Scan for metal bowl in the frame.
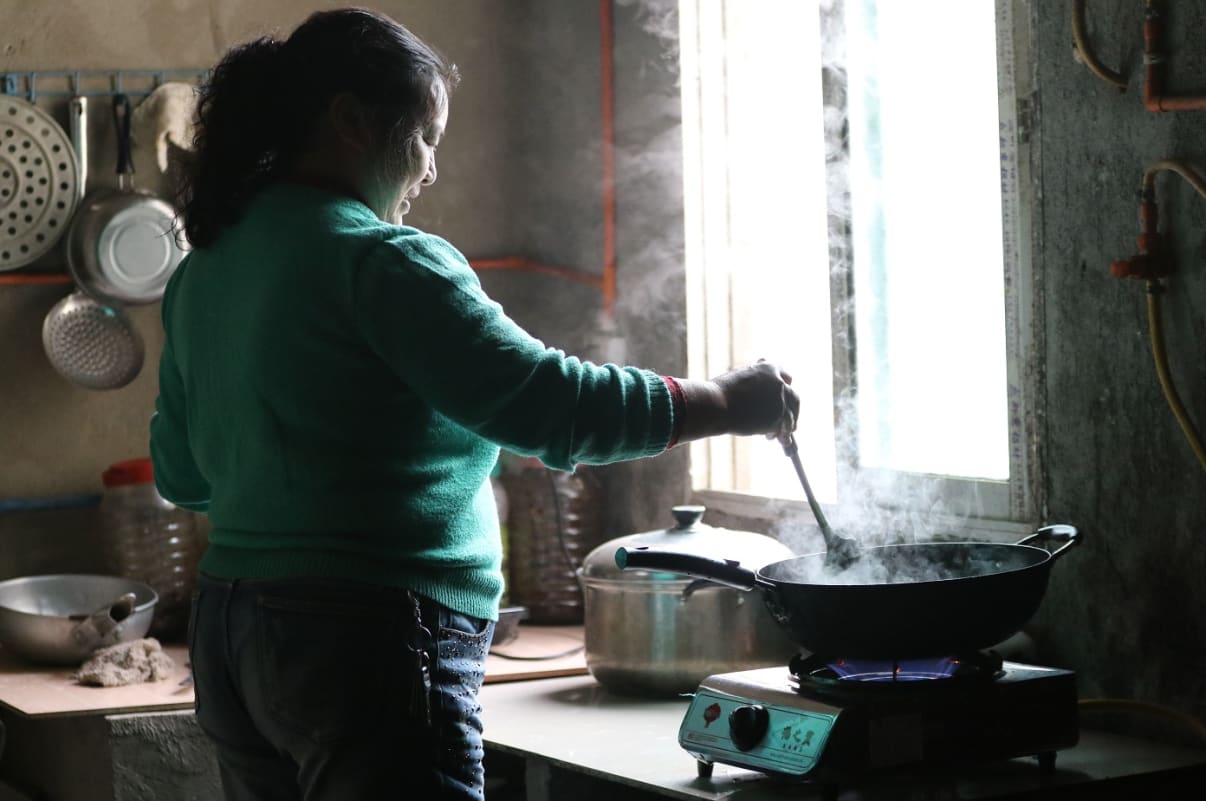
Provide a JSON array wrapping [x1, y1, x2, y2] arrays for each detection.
[[0, 574, 157, 665], [491, 606, 529, 649]]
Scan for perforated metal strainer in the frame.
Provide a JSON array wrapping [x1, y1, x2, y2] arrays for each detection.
[[0, 95, 81, 270], [42, 292, 144, 390]]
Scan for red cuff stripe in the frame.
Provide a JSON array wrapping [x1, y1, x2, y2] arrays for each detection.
[[662, 375, 686, 449]]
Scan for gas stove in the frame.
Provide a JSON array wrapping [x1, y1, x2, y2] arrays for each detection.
[[679, 651, 1078, 786]]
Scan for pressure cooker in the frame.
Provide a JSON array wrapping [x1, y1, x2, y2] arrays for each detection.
[[577, 506, 799, 697]]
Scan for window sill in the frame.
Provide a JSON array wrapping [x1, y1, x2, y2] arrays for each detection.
[[690, 488, 1039, 545]]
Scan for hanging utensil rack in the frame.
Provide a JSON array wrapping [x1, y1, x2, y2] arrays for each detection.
[[0, 70, 206, 285], [1, 70, 208, 102]]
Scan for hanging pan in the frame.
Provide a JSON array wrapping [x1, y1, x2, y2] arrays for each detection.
[[65, 93, 186, 305], [0, 94, 81, 271], [41, 95, 144, 391]]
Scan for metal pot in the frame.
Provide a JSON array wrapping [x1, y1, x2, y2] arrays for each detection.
[[577, 506, 799, 697], [0, 574, 157, 665]]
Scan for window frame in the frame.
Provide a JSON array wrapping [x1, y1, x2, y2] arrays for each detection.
[[681, 0, 1043, 542]]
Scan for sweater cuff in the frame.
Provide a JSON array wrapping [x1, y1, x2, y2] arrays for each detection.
[[661, 376, 687, 449]]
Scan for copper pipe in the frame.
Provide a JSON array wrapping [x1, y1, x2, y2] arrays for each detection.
[[1143, 158, 1206, 197], [1111, 159, 1206, 280], [1146, 282, 1206, 473], [1144, 0, 1206, 112], [1110, 159, 1206, 475], [1071, 0, 1127, 91]]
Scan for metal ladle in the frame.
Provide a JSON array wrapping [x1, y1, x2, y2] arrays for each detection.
[[779, 433, 861, 569]]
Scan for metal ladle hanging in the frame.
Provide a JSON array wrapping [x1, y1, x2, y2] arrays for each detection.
[[779, 433, 861, 570]]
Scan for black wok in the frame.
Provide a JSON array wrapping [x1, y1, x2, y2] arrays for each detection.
[[615, 525, 1078, 659]]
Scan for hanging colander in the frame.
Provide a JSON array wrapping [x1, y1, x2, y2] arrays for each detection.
[[42, 291, 144, 390], [0, 94, 81, 271]]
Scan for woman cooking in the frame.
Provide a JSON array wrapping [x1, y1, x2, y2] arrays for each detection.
[[150, 8, 799, 801]]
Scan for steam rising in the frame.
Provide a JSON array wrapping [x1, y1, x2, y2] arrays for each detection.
[[613, 0, 1000, 588], [616, 0, 680, 63], [767, 541, 1024, 587]]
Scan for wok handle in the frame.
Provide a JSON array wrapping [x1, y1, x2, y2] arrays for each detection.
[[1016, 524, 1080, 561], [615, 547, 762, 592], [69, 95, 87, 200]]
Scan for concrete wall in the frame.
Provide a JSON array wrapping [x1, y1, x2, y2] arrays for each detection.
[[1026, 1, 1206, 720]]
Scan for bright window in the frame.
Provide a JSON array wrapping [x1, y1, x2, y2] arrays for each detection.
[[680, 0, 1033, 538]]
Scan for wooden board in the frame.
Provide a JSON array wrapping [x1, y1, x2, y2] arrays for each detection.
[[0, 624, 588, 719], [485, 624, 589, 683], [0, 643, 194, 719]]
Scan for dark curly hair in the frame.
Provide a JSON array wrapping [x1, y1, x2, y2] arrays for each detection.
[[177, 8, 459, 248]]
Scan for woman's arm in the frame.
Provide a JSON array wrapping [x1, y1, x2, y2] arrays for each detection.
[[671, 362, 798, 445]]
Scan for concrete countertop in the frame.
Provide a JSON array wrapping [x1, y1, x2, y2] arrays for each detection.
[[479, 674, 1206, 800]]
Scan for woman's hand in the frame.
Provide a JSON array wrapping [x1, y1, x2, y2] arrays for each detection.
[[673, 361, 800, 444]]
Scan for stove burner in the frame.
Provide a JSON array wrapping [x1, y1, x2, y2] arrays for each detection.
[[790, 650, 1004, 692], [682, 658, 1079, 785], [828, 656, 962, 682]]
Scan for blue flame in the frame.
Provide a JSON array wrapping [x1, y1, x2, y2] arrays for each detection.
[[827, 656, 961, 682]]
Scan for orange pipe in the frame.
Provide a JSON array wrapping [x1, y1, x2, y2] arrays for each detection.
[[470, 257, 604, 288], [9, 12, 624, 310], [467, 0, 619, 312], [1143, 1, 1206, 112], [0, 273, 72, 285], [1111, 159, 1206, 280]]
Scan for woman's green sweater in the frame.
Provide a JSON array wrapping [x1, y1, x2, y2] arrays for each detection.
[[150, 183, 674, 620]]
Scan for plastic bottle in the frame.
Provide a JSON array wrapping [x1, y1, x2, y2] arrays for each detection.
[[97, 458, 201, 640]]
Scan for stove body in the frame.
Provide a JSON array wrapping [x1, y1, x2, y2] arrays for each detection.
[[678, 656, 1079, 784]]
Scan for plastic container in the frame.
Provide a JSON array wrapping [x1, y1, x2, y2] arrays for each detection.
[[97, 458, 201, 639]]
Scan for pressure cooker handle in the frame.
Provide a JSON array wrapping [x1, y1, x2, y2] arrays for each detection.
[[615, 546, 761, 592], [1016, 524, 1080, 561]]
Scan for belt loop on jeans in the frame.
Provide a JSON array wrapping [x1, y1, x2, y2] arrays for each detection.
[[405, 590, 434, 725]]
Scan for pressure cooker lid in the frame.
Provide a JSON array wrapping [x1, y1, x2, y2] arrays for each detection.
[[579, 505, 793, 582]]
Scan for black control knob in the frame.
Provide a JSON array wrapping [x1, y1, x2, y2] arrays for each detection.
[[728, 704, 770, 752]]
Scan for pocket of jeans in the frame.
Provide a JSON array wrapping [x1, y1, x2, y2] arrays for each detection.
[[256, 594, 408, 742], [436, 611, 494, 693]]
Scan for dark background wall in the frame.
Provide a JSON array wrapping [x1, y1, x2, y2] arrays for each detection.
[[1, 0, 1204, 725], [1026, 0, 1206, 720]]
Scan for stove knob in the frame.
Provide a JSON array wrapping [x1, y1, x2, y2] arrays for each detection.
[[728, 704, 769, 752]]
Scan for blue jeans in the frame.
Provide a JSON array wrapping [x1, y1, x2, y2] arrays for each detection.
[[188, 574, 494, 800]]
